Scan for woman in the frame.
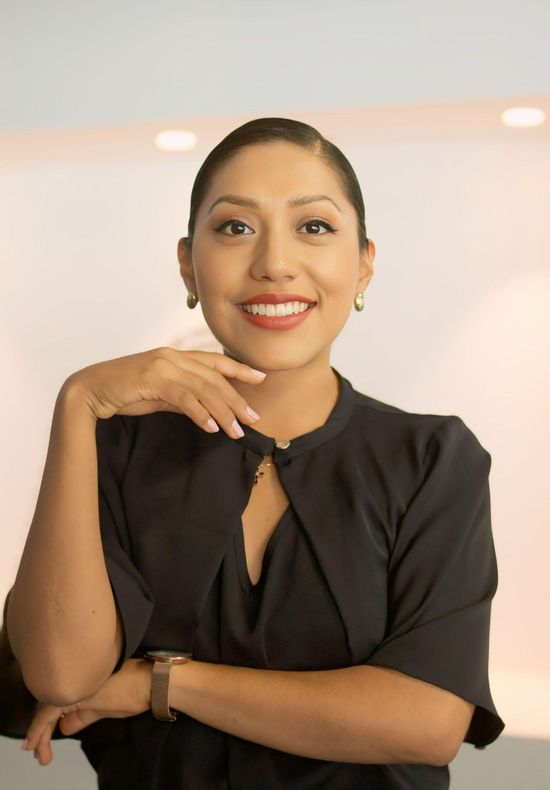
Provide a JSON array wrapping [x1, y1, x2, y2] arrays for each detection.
[[1, 117, 505, 788]]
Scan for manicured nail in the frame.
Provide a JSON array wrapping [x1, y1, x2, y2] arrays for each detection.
[[206, 417, 219, 432], [246, 406, 260, 421], [249, 368, 266, 378], [232, 420, 245, 437]]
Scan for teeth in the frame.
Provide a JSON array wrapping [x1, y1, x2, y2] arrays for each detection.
[[241, 301, 311, 316]]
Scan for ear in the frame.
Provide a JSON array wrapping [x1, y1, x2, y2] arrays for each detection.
[[177, 237, 197, 293], [356, 238, 375, 294]]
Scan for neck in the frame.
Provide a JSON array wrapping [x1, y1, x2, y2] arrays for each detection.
[[224, 350, 340, 442]]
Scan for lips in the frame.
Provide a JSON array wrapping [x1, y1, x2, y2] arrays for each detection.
[[238, 292, 316, 305]]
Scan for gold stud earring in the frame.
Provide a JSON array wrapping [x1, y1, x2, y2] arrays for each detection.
[[187, 292, 199, 309], [354, 293, 364, 311]]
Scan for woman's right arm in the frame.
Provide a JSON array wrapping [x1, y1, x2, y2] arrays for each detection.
[[6, 384, 123, 707], [6, 348, 266, 708]]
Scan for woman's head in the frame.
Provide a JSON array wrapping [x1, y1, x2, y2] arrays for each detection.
[[184, 117, 369, 255], [178, 117, 375, 373]]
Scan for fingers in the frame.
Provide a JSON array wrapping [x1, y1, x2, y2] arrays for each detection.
[[34, 724, 55, 765], [179, 350, 267, 384], [23, 704, 62, 766], [24, 704, 60, 751], [151, 351, 266, 439]]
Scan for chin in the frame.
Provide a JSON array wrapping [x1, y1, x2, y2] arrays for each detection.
[[223, 343, 321, 373]]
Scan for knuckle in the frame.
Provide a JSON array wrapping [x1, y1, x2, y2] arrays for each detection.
[[197, 380, 217, 400], [177, 389, 194, 408], [235, 393, 249, 412], [148, 355, 169, 376]]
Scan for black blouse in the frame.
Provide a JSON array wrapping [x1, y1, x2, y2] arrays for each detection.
[[0, 366, 505, 789]]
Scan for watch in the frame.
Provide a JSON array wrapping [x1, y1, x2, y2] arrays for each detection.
[[144, 649, 193, 721]]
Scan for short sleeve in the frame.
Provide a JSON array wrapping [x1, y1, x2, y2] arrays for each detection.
[[365, 415, 505, 748], [0, 588, 38, 738], [96, 415, 154, 671]]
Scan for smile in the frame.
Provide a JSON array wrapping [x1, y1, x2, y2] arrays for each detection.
[[240, 301, 312, 316], [236, 302, 316, 331]]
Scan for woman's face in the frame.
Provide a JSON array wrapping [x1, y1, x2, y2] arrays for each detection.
[[178, 141, 374, 372]]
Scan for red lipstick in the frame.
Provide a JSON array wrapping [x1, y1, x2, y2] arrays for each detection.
[[236, 292, 317, 331]]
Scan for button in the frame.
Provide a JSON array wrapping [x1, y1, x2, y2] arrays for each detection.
[[275, 439, 291, 449]]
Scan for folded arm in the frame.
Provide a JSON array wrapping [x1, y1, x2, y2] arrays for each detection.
[[169, 659, 474, 767]]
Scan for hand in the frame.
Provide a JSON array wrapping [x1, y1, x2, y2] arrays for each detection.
[[60, 347, 266, 438], [22, 658, 152, 766]]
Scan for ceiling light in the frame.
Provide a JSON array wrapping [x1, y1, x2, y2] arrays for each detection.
[[500, 107, 546, 128], [154, 129, 197, 152]]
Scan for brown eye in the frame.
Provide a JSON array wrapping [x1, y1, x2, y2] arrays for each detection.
[[299, 220, 336, 235], [214, 220, 253, 236]]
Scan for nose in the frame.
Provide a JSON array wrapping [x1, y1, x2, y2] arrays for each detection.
[[248, 224, 298, 282]]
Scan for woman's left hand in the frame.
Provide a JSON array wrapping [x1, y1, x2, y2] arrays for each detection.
[[22, 658, 152, 765]]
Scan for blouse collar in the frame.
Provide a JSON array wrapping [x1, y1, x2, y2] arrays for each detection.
[[234, 366, 356, 461]]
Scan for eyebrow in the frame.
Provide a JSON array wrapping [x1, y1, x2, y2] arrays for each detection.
[[207, 193, 342, 214]]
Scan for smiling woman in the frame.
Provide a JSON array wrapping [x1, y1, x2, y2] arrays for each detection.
[[1, 117, 504, 790]]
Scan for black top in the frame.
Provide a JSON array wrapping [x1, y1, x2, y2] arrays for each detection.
[[0, 366, 505, 789]]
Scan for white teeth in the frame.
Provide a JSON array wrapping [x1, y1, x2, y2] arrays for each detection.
[[241, 301, 311, 316]]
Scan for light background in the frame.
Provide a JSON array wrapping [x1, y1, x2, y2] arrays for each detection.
[[1, 0, 549, 786]]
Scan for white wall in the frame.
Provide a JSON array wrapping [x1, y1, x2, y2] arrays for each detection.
[[1, 117, 549, 742], [2, 0, 550, 131]]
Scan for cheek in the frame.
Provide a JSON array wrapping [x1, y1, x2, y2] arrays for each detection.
[[316, 261, 357, 302]]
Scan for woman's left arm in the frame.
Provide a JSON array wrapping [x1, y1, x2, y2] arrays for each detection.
[[169, 659, 473, 767], [24, 658, 473, 767]]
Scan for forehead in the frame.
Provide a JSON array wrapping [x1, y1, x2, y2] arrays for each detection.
[[203, 141, 346, 205]]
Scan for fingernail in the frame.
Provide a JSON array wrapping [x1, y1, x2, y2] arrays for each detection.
[[22, 738, 29, 750], [206, 417, 219, 432], [232, 420, 245, 438], [246, 406, 260, 421], [249, 368, 266, 378]]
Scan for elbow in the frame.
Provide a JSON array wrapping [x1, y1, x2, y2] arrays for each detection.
[[429, 732, 462, 768], [25, 679, 90, 708], [24, 672, 108, 708], [20, 659, 115, 708]]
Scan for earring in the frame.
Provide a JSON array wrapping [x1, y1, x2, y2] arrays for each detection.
[[354, 293, 364, 311], [187, 292, 199, 309]]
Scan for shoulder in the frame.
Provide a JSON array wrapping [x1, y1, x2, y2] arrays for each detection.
[[348, 384, 491, 473]]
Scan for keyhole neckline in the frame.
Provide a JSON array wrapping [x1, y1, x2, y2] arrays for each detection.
[[232, 367, 355, 461], [234, 503, 293, 594]]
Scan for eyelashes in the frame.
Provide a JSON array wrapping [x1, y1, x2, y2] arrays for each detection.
[[213, 218, 338, 237]]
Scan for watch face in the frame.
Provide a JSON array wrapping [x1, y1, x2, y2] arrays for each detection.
[[145, 649, 192, 662]]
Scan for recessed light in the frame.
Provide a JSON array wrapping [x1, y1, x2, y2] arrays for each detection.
[[501, 107, 546, 128], [154, 129, 197, 152]]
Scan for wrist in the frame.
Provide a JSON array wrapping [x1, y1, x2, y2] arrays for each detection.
[[138, 659, 154, 711], [168, 659, 199, 714], [144, 650, 193, 720], [56, 378, 98, 424]]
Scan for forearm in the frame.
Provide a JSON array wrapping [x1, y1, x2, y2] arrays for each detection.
[[169, 661, 448, 766], [7, 383, 120, 705]]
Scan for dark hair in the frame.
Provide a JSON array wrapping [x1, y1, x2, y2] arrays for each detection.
[[185, 117, 368, 253]]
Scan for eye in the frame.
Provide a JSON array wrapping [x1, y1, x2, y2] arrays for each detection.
[[298, 219, 337, 235], [214, 219, 254, 236]]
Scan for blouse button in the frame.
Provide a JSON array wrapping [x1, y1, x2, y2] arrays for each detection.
[[275, 439, 291, 449]]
